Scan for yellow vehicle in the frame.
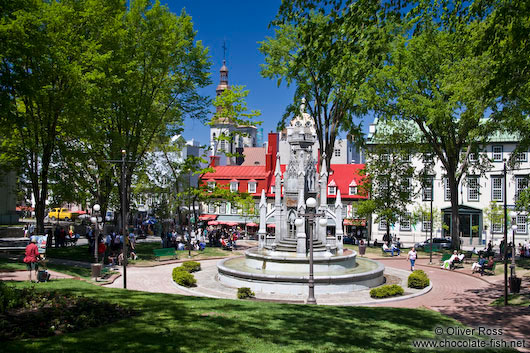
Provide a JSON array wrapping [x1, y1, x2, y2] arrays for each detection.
[[48, 208, 79, 222]]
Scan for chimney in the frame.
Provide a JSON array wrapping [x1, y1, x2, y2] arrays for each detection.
[[209, 155, 220, 167], [265, 132, 279, 172]]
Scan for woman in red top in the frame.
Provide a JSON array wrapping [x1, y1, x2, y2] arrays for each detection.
[[24, 236, 40, 282]]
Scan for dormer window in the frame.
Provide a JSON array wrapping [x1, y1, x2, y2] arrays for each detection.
[[271, 185, 275, 193], [207, 181, 215, 192], [248, 181, 257, 193], [230, 181, 239, 192], [349, 180, 357, 195], [328, 180, 337, 195]]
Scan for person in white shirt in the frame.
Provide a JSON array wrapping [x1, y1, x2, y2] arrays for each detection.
[[407, 248, 417, 271]]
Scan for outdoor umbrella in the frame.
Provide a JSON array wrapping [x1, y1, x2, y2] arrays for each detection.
[[246, 222, 258, 227]]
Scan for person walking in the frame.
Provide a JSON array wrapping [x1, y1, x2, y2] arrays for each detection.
[[407, 247, 417, 271], [24, 236, 40, 282]]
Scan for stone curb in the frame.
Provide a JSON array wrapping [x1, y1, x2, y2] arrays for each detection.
[[335, 282, 433, 307]]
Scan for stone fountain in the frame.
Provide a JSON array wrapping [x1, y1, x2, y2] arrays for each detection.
[[217, 108, 384, 295]]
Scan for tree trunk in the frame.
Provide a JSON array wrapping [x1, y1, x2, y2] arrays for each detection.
[[448, 176, 461, 250]]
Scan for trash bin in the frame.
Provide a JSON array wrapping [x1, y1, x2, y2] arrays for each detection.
[[358, 244, 366, 256], [509, 276, 522, 293], [91, 263, 102, 279]]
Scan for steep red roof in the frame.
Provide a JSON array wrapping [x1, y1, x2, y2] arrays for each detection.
[[240, 147, 266, 166], [327, 164, 367, 200], [203, 165, 269, 179]]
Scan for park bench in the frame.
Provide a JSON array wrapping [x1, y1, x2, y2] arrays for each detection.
[[440, 253, 464, 270], [480, 262, 496, 276], [422, 245, 442, 253], [381, 248, 399, 256], [153, 248, 177, 261]]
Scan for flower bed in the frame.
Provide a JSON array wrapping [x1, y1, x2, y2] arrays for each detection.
[[0, 282, 135, 341]]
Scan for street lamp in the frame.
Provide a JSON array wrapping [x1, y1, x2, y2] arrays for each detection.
[[299, 197, 327, 305], [509, 210, 517, 279], [91, 203, 101, 281]]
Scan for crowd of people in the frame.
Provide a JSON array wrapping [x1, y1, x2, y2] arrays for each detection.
[[160, 225, 240, 251]]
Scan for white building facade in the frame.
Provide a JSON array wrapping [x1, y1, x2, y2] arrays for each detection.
[[367, 119, 529, 248]]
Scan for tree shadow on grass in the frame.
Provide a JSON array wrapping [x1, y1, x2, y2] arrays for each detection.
[[2, 281, 510, 353]]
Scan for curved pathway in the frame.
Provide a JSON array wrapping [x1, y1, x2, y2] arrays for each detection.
[[106, 255, 530, 345]]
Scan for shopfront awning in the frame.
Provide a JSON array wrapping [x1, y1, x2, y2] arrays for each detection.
[[199, 214, 218, 221]]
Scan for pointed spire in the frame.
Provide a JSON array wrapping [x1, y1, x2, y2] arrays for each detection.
[[275, 152, 281, 176], [259, 189, 266, 207], [335, 189, 342, 207]]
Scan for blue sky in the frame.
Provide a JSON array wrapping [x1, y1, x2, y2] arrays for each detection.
[[165, 0, 293, 145]]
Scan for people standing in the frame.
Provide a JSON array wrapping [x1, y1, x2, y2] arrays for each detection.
[[407, 247, 417, 271], [24, 236, 40, 282]]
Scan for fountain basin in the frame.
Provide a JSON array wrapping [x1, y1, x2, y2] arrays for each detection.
[[217, 249, 385, 295]]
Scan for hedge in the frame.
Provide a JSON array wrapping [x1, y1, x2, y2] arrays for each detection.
[[180, 261, 201, 273], [408, 269, 430, 289], [237, 287, 255, 299], [172, 267, 197, 287], [369, 284, 404, 299]]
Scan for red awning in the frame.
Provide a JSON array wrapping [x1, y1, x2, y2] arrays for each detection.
[[266, 224, 276, 228], [77, 210, 87, 215], [246, 222, 258, 227], [225, 222, 239, 227], [207, 220, 219, 225], [200, 214, 218, 221], [343, 219, 366, 226]]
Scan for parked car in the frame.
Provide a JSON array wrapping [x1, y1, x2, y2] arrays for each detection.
[[48, 208, 79, 221], [414, 238, 452, 250]]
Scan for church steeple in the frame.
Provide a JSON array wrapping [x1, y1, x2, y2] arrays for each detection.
[[216, 60, 229, 97]]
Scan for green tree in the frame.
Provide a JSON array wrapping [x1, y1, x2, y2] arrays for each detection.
[[0, 0, 119, 233], [210, 85, 262, 161], [259, 0, 392, 172], [411, 204, 441, 242], [60, 0, 211, 229], [356, 121, 417, 243], [366, 2, 497, 249]]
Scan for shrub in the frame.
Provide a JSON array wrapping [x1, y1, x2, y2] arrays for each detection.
[[369, 284, 404, 299], [180, 261, 201, 273], [237, 287, 255, 299], [0, 282, 18, 314], [408, 269, 430, 289], [172, 267, 196, 287]]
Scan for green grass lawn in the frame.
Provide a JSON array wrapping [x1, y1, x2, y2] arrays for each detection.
[[489, 258, 530, 277], [491, 293, 530, 306], [2, 279, 508, 353], [44, 243, 237, 264], [0, 258, 93, 279]]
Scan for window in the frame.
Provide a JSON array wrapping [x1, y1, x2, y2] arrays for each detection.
[[207, 181, 215, 190], [400, 177, 412, 200], [219, 202, 226, 214], [516, 151, 527, 162], [349, 186, 357, 195], [380, 154, 389, 162], [492, 176, 503, 201], [469, 152, 478, 162], [230, 181, 239, 192], [220, 140, 226, 152], [423, 152, 434, 163], [444, 178, 451, 201], [422, 177, 433, 201], [334, 149, 341, 157], [422, 215, 432, 232], [271, 185, 275, 193], [208, 204, 215, 213], [401, 153, 411, 162], [400, 212, 411, 231], [328, 186, 337, 195], [248, 182, 257, 193], [379, 217, 387, 231], [492, 145, 503, 162], [492, 223, 503, 233], [467, 177, 480, 201], [515, 176, 528, 201], [231, 203, 238, 214], [516, 215, 527, 234]]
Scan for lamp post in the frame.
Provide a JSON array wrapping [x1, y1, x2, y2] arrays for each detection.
[[509, 210, 517, 278], [503, 162, 508, 305], [90, 204, 101, 281], [429, 184, 434, 265], [298, 197, 327, 305]]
